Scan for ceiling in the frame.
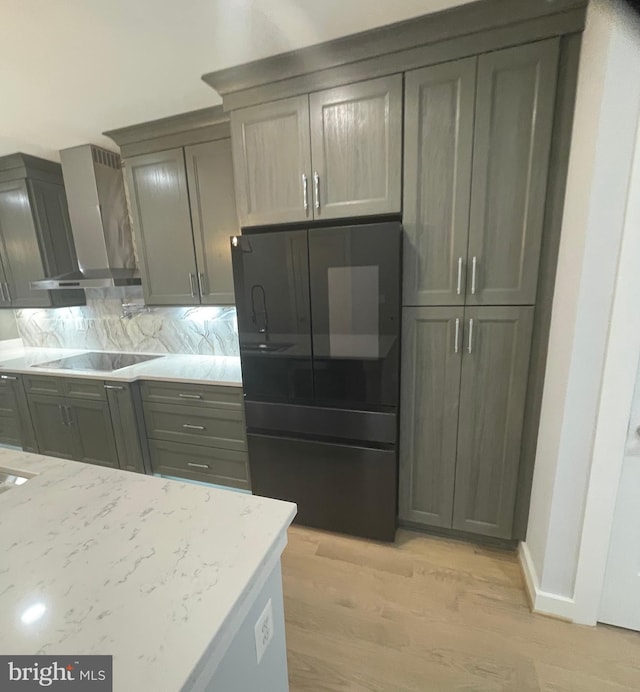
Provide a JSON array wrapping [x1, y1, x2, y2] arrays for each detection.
[[0, 0, 475, 161]]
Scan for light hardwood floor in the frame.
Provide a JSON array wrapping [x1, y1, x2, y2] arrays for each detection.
[[281, 526, 640, 691]]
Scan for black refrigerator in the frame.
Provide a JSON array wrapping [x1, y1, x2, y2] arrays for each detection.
[[231, 222, 402, 541]]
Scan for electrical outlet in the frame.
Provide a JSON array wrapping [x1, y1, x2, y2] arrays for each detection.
[[254, 598, 273, 664]]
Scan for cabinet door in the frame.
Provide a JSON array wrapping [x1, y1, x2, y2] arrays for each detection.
[[453, 306, 534, 538], [230, 96, 312, 227], [68, 398, 119, 468], [0, 180, 51, 308], [309, 75, 402, 219], [466, 39, 559, 306], [124, 148, 199, 306], [403, 59, 476, 306], [0, 258, 10, 308], [399, 307, 463, 528], [185, 139, 238, 305], [105, 383, 146, 473], [27, 394, 75, 459], [0, 375, 38, 451]]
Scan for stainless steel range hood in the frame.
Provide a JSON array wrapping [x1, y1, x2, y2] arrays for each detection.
[[30, 145, 140, 290]]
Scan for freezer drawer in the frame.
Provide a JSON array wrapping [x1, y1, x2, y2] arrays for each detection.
[[247, 433, 397, 541]]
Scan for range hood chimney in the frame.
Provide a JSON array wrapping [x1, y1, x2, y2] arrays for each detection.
[[31, 144, 141, 290]]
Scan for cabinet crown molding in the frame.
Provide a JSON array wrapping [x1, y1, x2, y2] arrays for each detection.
[[0, 153, 63, 184], [104, 105, 231, 157], [201, 0, 587, 110]]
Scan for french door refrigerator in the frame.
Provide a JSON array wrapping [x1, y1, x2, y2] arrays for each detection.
[[231, 222, 402, 541]]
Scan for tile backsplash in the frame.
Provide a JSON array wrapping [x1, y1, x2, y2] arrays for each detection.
[[15, 289, 239, 356]]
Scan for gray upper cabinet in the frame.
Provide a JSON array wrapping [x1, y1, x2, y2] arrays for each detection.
[[453, 306, 534, 538], [124, 148, 199, 306], [230, 95, 312, 227], [399, 307, 463, 528], [0, 180, 49, 308], [402, 59, 476, 306], [466, 39, 559, 306], [0, 154, 83, 309], [185, 139, 238, 305], [309, 75, 403, 219], [230, 76, 403, 226]]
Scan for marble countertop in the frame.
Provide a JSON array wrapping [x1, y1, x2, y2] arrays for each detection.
[[0, 448, 296, 691], [0, 342, 242, 387]]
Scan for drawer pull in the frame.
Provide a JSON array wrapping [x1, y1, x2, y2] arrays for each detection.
[[179, 393, 202, 400], [0, 375, 17, 381], [182, 424, 205, 431], [104, 384, 124, 390], [187, 462, 210, 469]]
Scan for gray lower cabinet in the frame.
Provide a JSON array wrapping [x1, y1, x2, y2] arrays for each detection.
[[105, 383, 146, 474], [399, 306, 534, 539], [398, 307, 463, 528], [27, 394, 76, 460], [452, 306, 534, 538], [68, 398, 119, 468], [231, 95, 312, 227], [125, 142, 239, 307], [0, 374, 38, 451], [25, 376, 140, 471], [309, 74, 403, 219], [141, 381, 250, 489]]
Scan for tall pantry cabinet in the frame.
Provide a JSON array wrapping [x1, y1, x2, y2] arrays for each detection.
[[399, 39, 559, 539]]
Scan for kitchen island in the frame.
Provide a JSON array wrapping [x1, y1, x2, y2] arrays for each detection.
[[0, 448, 296, 691]]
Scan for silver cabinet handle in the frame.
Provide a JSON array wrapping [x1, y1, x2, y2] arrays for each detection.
[[0, 283, 6, 302], [467, 318, 474, 354], [0, 375, 17, 381], [4, 283, 10, 302], [187, 462, 209, 469], [471, 257, 477, 295], [179, 393, 202, 400], [302, 173, 309, 212], [313, 172, 320, 211], [198, 272, 208, 297], [183, 424, 205, 431], [454, 318, 460, 354], [104, 384, 124, 390], [189, 273, 197, 298], [66, 406, 73, 426], [456, 257, 463, 296], [59, 405, 68, 427]]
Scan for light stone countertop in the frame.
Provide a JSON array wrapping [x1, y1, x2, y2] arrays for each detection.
[[0, 341, 242, 387], [0, 448, 296, 691]]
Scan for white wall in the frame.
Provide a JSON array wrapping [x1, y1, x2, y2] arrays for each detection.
[[523, 0, 640, 618], [0, 0, 475, 159]]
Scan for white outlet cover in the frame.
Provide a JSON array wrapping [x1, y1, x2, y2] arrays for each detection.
[[254, 598, 273, 664]]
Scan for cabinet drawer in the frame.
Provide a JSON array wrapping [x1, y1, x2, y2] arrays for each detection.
[[64, 378, 106, 401], [0, 413, 20, 446], [140, 381, 243, 410], [23, 375, 65, 396], [148, 439, 250, 489], [143, 402, 246, 451]]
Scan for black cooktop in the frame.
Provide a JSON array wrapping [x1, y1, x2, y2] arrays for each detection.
[[33, 352, 161, 372]]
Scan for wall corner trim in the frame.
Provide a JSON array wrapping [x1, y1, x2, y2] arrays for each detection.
[[518, 542, 577, 622]]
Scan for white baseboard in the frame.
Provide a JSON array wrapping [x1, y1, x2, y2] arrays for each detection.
[[519, 542, 576, 621]]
